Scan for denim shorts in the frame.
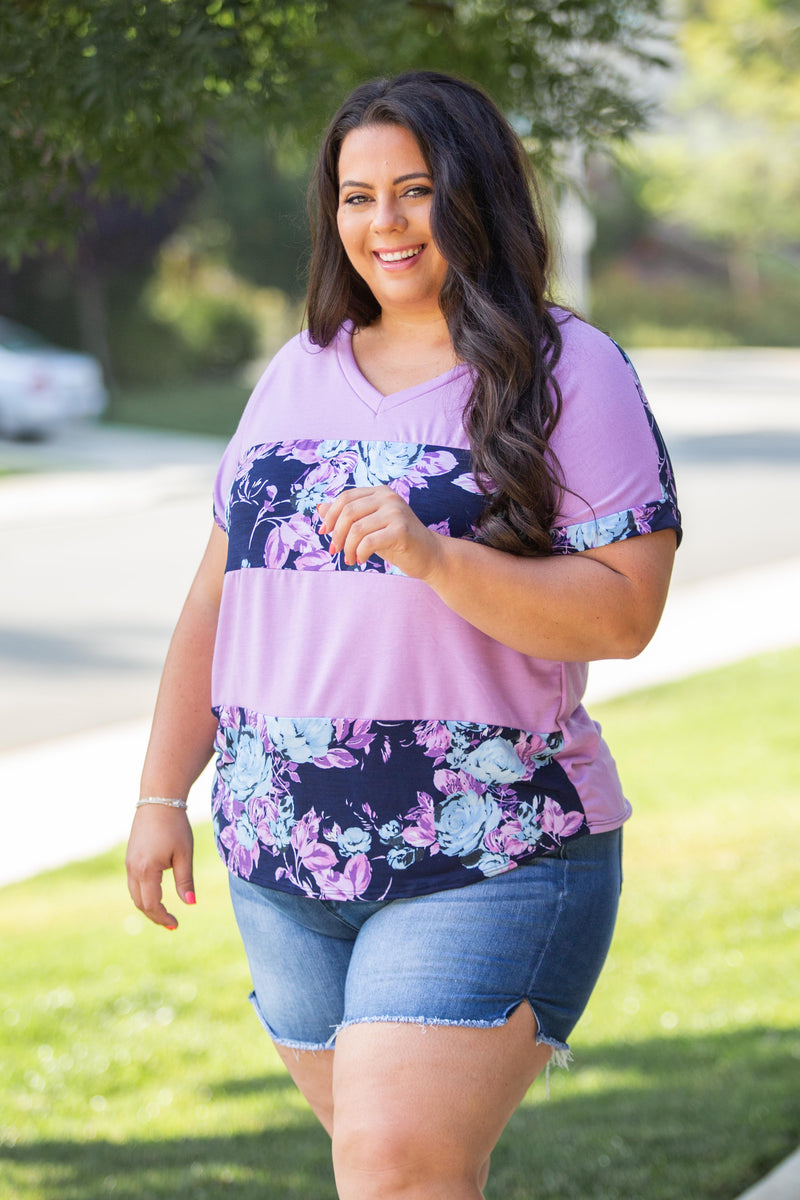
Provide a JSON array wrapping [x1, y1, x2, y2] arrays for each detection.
[[228, 827, 622, 1062]]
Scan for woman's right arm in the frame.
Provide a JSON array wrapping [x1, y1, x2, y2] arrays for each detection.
[[125, 522, 228, 930]]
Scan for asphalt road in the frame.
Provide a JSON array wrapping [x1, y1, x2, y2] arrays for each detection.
[[1, 348, 799, 754]]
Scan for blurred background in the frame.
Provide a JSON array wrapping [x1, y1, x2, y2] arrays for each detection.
[[0, 0, 797, 438], [0, 0, 798, 880], [0, 5, 798, 1198]]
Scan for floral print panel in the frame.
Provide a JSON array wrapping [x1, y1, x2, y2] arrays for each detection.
[[212, 708, 589, 900], [223, 439, 487, 574]]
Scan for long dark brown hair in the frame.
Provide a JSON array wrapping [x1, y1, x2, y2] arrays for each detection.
[[306, 70, 567, 556]]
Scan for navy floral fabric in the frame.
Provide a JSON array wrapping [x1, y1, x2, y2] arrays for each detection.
[[223, 439, 486, 574], [212, 709, 588, 900]]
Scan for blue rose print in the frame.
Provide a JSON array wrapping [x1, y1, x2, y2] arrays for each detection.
[[434, 791, 503, 857], [213, 707, 588, 899], [353, 441, 425, 487], [218, 726, 273, 801], [463, 737, 526, 784], [386, 845, 419, 870], [337, 827, 373, 857], [266, 717, 334, 764]]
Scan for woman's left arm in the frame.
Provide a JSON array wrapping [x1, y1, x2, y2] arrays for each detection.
[[318, 488, 676, 662]]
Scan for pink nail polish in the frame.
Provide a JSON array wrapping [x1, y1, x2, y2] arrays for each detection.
[[185, 891, 196, 905]]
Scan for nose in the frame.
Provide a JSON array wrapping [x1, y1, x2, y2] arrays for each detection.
[[370, 193, 407, 234]]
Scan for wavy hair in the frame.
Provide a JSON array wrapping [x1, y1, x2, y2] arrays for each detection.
[[306, 70, 567, 556]]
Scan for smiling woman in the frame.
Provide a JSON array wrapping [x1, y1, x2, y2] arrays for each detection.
[[126, 70, 681, 1200], [336, 124, 449, 328]]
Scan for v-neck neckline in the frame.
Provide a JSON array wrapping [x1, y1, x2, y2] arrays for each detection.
[[336, 323, 470, 415]]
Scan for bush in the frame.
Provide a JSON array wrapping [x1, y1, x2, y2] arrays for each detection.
[[591, 260, 800, 348]]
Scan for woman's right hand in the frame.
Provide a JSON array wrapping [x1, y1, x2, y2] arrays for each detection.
[[126, 805, 196, 931]]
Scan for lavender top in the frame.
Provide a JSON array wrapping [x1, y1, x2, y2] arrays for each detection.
[[209, 314, 681, 900]]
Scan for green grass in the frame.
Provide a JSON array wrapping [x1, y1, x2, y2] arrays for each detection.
[[1, 649, 799, 1199], [105, 378, 252, 438]]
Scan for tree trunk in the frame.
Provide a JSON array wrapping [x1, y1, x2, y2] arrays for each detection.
[[727, 242, 761, 312], [75, 255, 116, 393]]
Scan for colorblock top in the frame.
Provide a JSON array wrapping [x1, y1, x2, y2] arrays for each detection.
[[209, 313, 681, 900]]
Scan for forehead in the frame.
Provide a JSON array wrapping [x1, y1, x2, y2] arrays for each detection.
[[337, 123, 428, 181]]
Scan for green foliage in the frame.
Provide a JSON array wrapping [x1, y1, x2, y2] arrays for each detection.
[[1, 649, 799, 1198], [630, 0, 800, 252], [591, 255, 800, 346], [0, 0, 668, 263], [106, 378, 251, 435]]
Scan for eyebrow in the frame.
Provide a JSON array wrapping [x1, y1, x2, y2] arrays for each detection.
[[339, 171, 432, 191]]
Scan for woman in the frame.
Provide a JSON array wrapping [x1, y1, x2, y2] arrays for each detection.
[[127, 70, 680, 1199]]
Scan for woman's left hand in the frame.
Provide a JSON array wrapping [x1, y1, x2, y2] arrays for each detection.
[[318, 487, 443, 579]]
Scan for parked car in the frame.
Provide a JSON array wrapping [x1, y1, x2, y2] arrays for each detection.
[[0, 317, 108, 439]]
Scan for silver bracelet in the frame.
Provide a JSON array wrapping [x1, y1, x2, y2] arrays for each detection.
[[136, 796, 188, 810]]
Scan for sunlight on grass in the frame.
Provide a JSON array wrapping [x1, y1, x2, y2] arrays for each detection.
[[1, 649, 798, 1199]]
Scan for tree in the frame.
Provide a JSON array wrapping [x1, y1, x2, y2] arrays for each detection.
[[630, 0, 800, 301], [1, 0, 668, 265]]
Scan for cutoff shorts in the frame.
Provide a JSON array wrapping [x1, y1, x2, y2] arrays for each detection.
[[228, 826, 622, 1062]]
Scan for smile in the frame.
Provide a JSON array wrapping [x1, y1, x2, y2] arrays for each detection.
[[375, 245, 424, 262]]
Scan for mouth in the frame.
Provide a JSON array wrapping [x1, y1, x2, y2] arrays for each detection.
[[374, 245, 424, 263]]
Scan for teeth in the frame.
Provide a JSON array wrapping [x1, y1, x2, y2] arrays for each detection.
[[377, 246, 422, 262]]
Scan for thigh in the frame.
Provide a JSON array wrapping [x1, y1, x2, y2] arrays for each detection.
[[331, 1003, 552, 1194]]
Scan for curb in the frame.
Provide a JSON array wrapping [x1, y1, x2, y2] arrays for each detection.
[[733, 1146, 800, 1200]]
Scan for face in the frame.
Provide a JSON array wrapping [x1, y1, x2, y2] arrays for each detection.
[[336, 123, 449, 319]]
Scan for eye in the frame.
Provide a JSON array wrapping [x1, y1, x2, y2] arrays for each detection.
[[342, 192, 371, 206], [403, 185, 432, 199]]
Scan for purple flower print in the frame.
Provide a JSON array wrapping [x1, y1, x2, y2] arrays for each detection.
[[290, 811, 339, 874], [414, 720, 452, 758], [219, 809, 261, 878], [540, 796, 585, 839], [212, 707, 589, 898], [402, 792, 439, 852], [264, 512, 331, 570], [251, 793, 296, 853], [313, 853, 372, 900]]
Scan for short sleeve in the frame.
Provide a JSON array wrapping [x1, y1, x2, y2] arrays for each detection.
[[211, 338, 295, 531], [548, 318, 682, 553]]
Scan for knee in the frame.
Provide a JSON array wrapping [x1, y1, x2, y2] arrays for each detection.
[[332, 1114, 478, 1200]]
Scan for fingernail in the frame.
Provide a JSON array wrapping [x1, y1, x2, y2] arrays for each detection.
[[185, 891, 196, 906], [165, 925, 177, 932]]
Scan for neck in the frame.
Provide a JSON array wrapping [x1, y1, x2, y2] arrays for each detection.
[[372, 307, 452, 350]]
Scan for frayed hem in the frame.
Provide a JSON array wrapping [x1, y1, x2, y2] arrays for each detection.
[[326, 1013, 509, 1047], [270, 1035, 332, 1054], [536, 1034, 573, 1073], [247, 991, 332, 1054]]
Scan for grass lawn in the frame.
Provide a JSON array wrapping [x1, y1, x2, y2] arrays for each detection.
[[1, 649, 798, 1199]]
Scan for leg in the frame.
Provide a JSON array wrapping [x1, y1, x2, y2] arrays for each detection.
[[331, 1001, 552, 1200], [272, 1044, 335, 1136]]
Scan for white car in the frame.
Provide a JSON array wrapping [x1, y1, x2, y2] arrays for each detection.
[[0, 317, 108, 439]]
